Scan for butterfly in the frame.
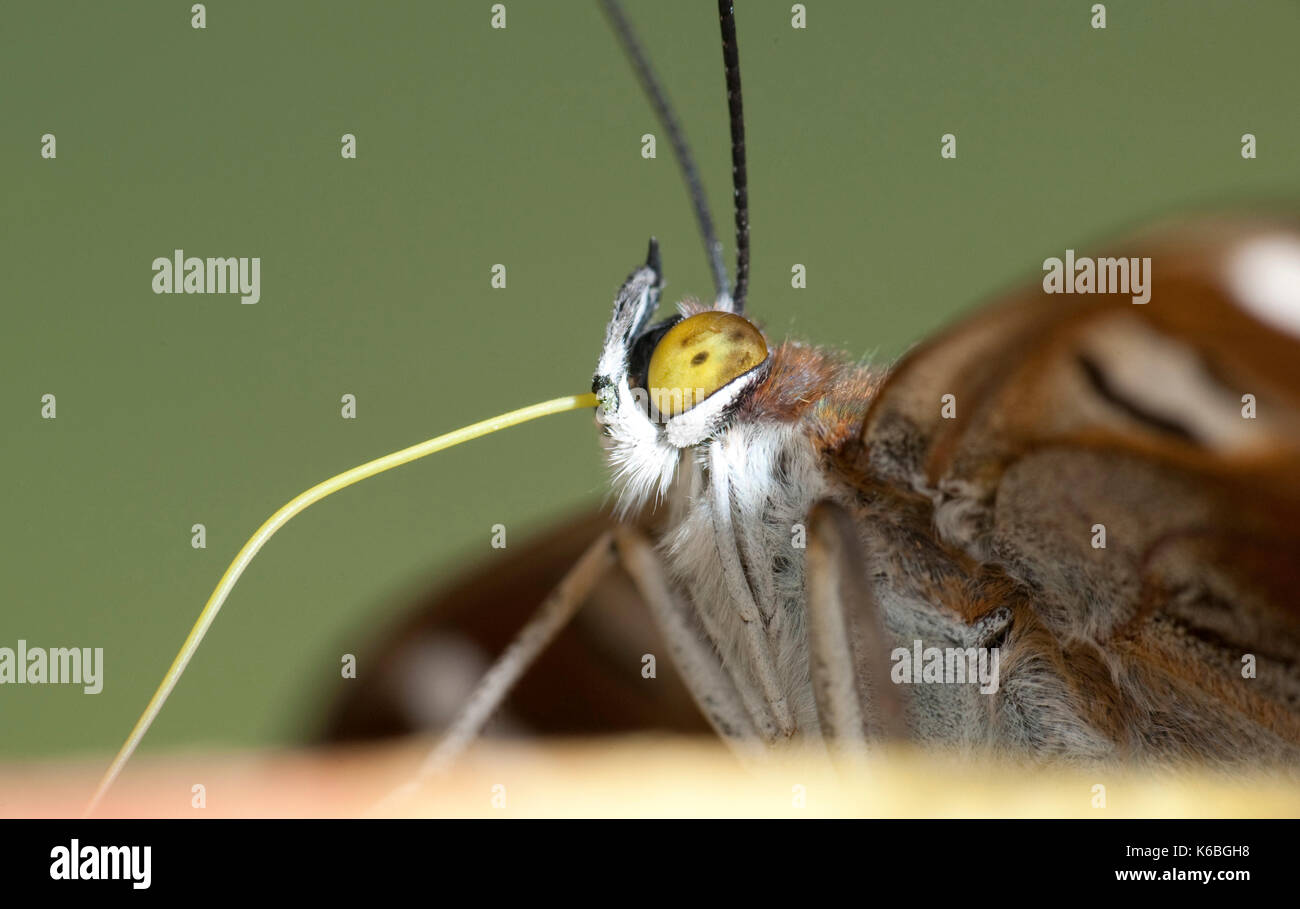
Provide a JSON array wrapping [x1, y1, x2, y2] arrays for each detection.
[[322, 0, 1300, 773]]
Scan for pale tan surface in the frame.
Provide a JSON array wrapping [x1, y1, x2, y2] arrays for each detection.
[[5, 736, 1300, 818]]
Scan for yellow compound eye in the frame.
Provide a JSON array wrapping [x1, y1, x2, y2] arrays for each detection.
[[646, 311, 768, 416]]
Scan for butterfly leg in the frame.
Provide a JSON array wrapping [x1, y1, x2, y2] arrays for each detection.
[[390, 531, 619, 797], [804, 499, 907, 744], [708, 439, 797, 739], [613, 525, 765, 755]]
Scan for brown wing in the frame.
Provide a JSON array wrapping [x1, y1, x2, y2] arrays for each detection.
[[840, 214, 1300, 761], [320, 508, 710, 743]]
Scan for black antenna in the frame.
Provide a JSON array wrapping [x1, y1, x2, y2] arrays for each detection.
[[600, 0, 730, 305], [717, 1, 749, 313]]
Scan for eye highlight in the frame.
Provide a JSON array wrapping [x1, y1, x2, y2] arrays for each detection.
[[646, 311, 768, 416]]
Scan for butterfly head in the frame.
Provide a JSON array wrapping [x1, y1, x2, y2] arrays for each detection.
[[590, 2, 776, 512], [593, 239, 772, 453]]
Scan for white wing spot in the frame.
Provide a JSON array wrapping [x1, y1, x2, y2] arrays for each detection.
[[394, 634, 517, 731], [1227, 235, 1300, 338]]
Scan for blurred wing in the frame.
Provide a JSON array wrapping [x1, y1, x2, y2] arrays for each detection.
[[321, 509, 710, 742], [845, 215, 1300, 760]]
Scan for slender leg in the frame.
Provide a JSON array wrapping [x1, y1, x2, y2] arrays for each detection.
[[370, 531, 617, 813], [805, 500, 907, 744], [613, 525, 765, 756], [709, 440, 796, 738]]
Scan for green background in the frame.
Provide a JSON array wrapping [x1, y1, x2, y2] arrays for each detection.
[[3, 0, 1298, 760]]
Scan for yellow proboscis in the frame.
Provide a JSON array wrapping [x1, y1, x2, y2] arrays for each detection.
[[85, 392, 599, 816]]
